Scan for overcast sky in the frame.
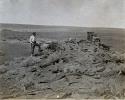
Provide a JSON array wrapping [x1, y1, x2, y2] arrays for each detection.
[[0, 0, 125, 28]]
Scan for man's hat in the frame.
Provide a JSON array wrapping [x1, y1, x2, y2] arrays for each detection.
[[32, 32, 36, 35]]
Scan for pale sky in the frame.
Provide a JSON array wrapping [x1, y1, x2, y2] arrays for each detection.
[[0, 0, 125, 28]]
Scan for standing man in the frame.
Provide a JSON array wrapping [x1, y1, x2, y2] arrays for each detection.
[[29, 32, 41, 56]]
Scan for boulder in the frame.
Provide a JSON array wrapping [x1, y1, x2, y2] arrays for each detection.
[[0, 65, 8, 74], [29, 66, 37, 72], [63, 63, 83, 74], [0, 50, 5, 56]]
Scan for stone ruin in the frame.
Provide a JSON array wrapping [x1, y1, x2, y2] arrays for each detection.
[[0, 32, 125, 99]]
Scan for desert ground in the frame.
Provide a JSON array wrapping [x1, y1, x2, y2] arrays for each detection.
[[0, 24, 125, 99]]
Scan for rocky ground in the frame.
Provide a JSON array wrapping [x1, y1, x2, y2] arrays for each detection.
[[0, 38, 125, 99]]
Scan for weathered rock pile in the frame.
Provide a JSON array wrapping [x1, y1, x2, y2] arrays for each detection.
[[0, 38, 125, 99]]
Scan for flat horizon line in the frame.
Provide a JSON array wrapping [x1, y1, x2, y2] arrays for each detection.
[[0, 23, 125, 30]]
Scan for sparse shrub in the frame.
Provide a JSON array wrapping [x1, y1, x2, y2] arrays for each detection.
[[20, 57, 41, 67], [47, 42, 62, 51]]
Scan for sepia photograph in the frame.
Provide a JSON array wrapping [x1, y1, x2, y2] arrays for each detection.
[[0, 0, 125, 99]]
